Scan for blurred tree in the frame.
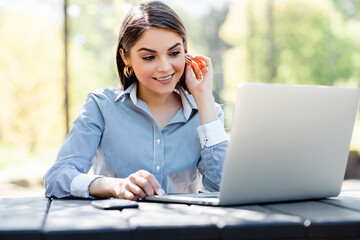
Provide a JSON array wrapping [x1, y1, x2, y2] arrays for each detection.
[[267, 0, 275, 83], [332, 0, 360, 20], [64, 0, 129, 124], [331, 0, 360, 87], [220, 0, 360, 128], [64, 0, 70, 134], [0, 8, 63, 152], [177, 1, 231, 104]]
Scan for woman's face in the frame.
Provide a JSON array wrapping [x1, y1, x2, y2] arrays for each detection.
[[122, 27, 186, 99]]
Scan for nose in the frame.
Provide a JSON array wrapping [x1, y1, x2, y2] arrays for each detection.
[[157, 56, 172, 72]]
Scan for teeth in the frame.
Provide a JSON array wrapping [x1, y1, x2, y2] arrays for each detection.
[[157, 75, 172, 81]]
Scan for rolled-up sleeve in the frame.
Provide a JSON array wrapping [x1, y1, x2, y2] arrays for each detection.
[[197, 104, 228, 192], [43, 93, 105, 198], [70, 174, 102, 198], [197, 119, 228, 149]]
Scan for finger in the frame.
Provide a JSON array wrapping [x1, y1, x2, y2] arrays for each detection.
[[186, 54, 206, 69], [190, 61, 203, 80], [185, 63, 194, 80], [127, 176, 147, 198], [194, 59, 207, 69], [186, 56, 205, 69], [138, 170, 163, 196], [124, 190, 138, 201], [137, 177, 155, 196], [138, 170, 164, 195], [192, 56, 212, 72], [128, 174, 149, 198], [200, 56, 213, 74], [201, 67, 209, 76]]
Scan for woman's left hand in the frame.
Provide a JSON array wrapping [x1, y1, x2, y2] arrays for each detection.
[[184, 54, 213, 98], [184, 54, 218, 125]]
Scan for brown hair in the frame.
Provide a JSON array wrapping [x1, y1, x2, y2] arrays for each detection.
[[116, 1, 188, 90]]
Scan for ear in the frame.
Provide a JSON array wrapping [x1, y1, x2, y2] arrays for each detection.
[[119, 48, 130, 66]]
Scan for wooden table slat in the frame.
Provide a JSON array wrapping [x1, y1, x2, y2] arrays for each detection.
[[122, 202, 219, 240], [189, 204, 306, 240], [43, 199, 131, 240], [264, 197, 360, 239], [320, 189, 360, 212], [1, 188, 360, 240], [0, 197, 49, 240]]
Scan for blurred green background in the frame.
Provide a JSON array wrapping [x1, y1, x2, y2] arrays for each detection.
[[1, 0, 360, 196]]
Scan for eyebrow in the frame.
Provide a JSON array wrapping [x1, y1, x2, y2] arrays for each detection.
[[137, 42, 182, 53]]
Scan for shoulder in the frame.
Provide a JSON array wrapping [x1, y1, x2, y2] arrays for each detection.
[[80, 88, 124, 112], [88, 87, 124, 102]]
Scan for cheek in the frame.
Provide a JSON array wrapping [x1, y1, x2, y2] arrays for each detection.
[[173, 58, 186, 74], [133, 62, 155, 79]]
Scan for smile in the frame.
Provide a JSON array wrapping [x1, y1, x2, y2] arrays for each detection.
[[154, 73, 174, 81]]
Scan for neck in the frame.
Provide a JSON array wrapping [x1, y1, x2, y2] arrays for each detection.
[[137, 83, 182, 131], [137, 85, 177, 110]]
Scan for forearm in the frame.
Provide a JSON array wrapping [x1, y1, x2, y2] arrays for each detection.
[[193, 92, 218, 125]]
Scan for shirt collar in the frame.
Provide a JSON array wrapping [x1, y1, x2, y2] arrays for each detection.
[[115, 82, 197, 120], [115, 83, 136, 103]]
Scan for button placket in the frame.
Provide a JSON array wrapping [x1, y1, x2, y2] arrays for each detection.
[[153, 123, 170, 187], [153, 126, 164, 185]]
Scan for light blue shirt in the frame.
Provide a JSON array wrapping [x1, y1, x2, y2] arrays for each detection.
[[43, 83, 228, 198]]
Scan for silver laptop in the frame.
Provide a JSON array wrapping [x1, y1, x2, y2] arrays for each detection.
[[145, 82, 360, 206]]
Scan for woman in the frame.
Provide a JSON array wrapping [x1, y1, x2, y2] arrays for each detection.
[[43, 1, 228, 200]]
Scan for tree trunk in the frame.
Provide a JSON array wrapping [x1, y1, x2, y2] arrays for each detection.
[[64, 0, 69, 135], [247, 0, 255, 82], [267, 0, 276, 83]]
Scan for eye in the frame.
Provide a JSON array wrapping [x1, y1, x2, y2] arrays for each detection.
[[169, 51, 181, 57], [142, 56, 155, 61]]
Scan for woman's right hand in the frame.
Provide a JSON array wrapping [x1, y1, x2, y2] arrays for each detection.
[[89, 170, 165, 200]]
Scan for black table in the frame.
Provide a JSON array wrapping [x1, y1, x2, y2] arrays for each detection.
[[1, 189, 360, 240]]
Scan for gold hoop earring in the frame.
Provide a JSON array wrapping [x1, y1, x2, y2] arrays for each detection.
[[123, 65, 133, 78]]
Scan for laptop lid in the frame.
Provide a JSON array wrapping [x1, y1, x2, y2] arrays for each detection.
[[145, 83, 360, 206], [219, 83, 360, 205]]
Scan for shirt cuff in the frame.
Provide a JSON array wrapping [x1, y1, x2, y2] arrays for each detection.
[[197, 119, 228, 149], [70, 174, 103, 198]]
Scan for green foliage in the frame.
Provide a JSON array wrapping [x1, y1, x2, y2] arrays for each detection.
[[0, 8, 64, 152], [221, 0, 360, 89], [220, 0, 360, 141], [1, 0, 360, 159], [66, 0, 128, 121]]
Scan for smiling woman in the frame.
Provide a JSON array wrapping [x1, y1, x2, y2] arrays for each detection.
[[43, 1, 228, 201], [120, 28, 186, 102], [115, 0, 188, 91]]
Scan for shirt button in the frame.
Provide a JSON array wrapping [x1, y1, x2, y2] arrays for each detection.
[[156, 165, 160, 171], [156, 139, 161, 144]]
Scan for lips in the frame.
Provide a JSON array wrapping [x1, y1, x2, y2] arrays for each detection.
[[153, 73, 174, 81]]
